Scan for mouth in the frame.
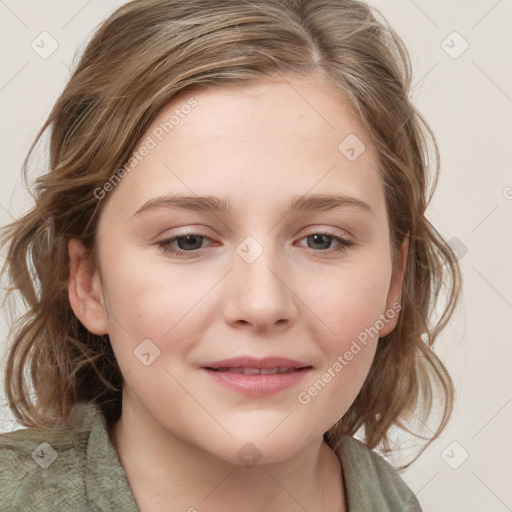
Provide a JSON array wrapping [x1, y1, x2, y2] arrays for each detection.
[[199, 357, 313, 395], [201, 356, 312, 371], [205, 366, 311, 374]]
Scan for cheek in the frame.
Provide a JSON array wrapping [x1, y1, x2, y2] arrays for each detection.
[[298, 262, 391, 420], [98, 246, 213, 369], [312, 260, 391, 348]]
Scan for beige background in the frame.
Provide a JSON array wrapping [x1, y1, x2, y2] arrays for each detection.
[[1, 1, 511, 511]]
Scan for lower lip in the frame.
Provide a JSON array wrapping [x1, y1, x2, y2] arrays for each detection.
[[201, 368, 311, 396]]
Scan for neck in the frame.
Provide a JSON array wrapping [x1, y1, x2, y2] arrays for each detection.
[[110, 397, 346, 512]]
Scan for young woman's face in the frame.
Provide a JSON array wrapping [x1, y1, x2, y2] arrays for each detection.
[[77, 75, 405, 464]]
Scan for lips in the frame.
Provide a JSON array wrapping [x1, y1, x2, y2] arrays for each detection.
[[201, 356, 312, 371], [211, 367, 298, 375], [200, 356, 313, 395]]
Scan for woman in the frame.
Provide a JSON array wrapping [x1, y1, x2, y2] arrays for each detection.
[[0, 1, 461, 510]]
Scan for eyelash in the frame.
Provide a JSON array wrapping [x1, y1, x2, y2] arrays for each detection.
[[156, 232, 354, 257]]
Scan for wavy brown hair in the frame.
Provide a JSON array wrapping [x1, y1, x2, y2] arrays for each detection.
[[1, 0, 461, 464]]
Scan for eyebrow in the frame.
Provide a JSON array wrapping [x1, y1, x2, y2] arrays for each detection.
[[132, 193, 372, 217]]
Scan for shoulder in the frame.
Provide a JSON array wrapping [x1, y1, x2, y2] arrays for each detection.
[[337, 436, 423, 512], [0, 402, 111, 511]]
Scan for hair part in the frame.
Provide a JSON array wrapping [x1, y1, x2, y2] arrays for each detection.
[[1, 0, 461, 466]]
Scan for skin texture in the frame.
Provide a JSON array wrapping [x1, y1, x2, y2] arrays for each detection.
[[68, 75, 408, 512]]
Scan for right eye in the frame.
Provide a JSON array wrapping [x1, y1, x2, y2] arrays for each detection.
[[157, 233, 213, 256]]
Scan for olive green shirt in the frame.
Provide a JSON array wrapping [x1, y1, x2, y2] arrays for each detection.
[[0, 402, 422, 511]]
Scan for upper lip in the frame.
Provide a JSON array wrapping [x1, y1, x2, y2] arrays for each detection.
[[201, 356, 312, 370]]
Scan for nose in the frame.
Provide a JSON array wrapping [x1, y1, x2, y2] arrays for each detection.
[[222, 242, 298, 333]]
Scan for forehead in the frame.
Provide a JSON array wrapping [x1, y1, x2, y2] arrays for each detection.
[[100, 76, 384, 220], [163, 76, 372, 158]]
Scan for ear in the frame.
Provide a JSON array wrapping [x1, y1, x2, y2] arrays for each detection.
[[68, 238, 109, 335], [378, 236, 409, 337]]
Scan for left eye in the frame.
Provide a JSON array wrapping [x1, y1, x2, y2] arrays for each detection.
[[298, 233, 354, 252], [157, 232, 354, 256]]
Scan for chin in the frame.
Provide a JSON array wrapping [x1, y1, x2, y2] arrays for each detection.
[[200, 429, 313, 468]]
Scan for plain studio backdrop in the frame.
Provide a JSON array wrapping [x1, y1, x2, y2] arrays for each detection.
[[0, 1, 511, 511]]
